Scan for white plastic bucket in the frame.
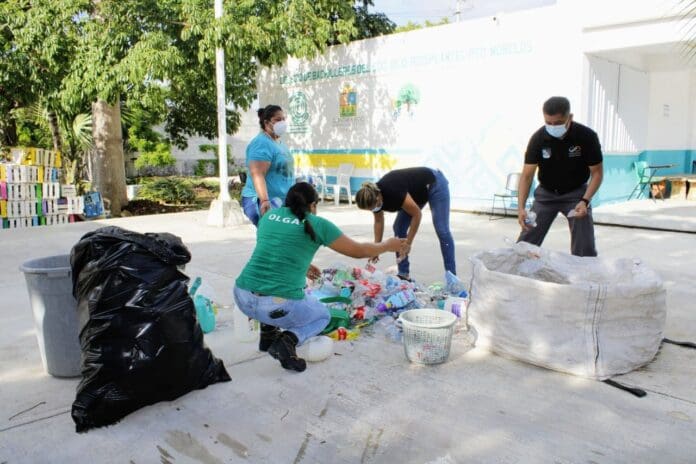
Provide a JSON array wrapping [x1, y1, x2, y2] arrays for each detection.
[[399, 309, 457, 365]]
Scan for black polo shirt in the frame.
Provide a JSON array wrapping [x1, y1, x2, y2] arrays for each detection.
[[525, 121, 603, 194], [376, 167, 436, 212]]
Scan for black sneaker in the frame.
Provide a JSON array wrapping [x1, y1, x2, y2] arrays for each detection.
[[259, 323, 281, 352], [268, 332, 306, 372]]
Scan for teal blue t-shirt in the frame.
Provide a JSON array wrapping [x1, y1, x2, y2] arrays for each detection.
[[235, 207, 343, 300], [241, 132, 294, 201]]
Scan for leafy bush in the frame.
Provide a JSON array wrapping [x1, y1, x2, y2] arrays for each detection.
[[133, 142, 176, 170], [129, 124, 176, 174], [194, 159, 218, 176], [136, 177, 195, 204]]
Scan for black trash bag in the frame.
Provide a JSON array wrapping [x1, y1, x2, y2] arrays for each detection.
[[70, 226, 230, 433]]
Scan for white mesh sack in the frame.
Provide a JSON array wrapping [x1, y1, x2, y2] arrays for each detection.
[[468, 242, 666, 380]]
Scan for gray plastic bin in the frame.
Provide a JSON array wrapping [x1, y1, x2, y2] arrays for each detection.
[[19, 255, 81, 377]]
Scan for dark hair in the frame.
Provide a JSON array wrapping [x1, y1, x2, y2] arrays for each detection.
[[284, 182, 319, 241], [355, 182, 381, 210], [257, 105, 283, 129], [543, 97, 571, 117]]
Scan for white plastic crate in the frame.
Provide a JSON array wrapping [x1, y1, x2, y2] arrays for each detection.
[[61, 184, 77, 198], [67, 196, 84, 214], [7, 201, 20, 218], [45, 214, 69, 226], [43, 199, 59, 216], [7, 184, 27, 201], [4, 165, 22, 183], [42, 182, 60, 199], [6, 217, 32, 229]]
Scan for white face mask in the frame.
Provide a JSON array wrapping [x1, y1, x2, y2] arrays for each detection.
[[272, 120, 287, 137], [545, 123, 568, 139], [372, 203, 382, 213]]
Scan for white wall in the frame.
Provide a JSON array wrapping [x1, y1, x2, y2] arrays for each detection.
[[585, 55, 649, 153], [258, 4, 589, 206], [647, 71, 692, 150], [167, 105, 259, 173]]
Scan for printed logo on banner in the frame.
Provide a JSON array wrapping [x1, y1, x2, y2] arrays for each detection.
[[392, 83, 420, 121], [339, 84, 357, 117], [288, 91, 310, 134]]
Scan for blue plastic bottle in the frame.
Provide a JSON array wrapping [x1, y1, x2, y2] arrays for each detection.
[[377, 290, 416, 312]]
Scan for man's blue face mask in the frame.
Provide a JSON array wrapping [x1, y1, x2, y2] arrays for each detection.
[[545, 124, 568, 138]]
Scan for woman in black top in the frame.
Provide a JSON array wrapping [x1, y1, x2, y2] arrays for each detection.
[[355, 167, 456, 280]]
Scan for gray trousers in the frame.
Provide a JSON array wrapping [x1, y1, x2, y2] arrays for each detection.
[[517, 184, 597, 257]]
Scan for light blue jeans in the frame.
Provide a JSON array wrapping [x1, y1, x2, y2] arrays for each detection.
[[393, 169, 456, 276], [233, 286, 330, 345], [241, 196, 261, 226]]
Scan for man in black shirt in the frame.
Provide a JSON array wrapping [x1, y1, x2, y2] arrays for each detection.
[[517, 96, 604, 256]]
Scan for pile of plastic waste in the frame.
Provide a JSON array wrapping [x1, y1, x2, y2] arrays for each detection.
[[307, 264, 470, 344]]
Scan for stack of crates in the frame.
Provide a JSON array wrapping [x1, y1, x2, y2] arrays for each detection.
[[1, 147, 84, 229]]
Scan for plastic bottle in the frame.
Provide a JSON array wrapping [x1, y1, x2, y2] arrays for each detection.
[[269, 197, 283, 209], [524, 210, 537, 227], [375, 317, 402, 343], [445, 271, 467, 296], [328, 327, 359, 341], [376, 289, 416, 312], [193, 295, 216, 333]]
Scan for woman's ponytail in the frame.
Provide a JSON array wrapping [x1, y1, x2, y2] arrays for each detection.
[[285, 182, 319, 241]]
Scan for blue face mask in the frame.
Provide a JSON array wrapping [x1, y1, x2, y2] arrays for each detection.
[[545, 123, 568, 138]]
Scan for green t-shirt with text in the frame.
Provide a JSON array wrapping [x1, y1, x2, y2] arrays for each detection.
[[235, 207, 343, 299]]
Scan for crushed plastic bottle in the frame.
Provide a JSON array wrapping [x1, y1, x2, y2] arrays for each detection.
[[376, 289, 416, 313], [374, 316, 402, 343], [445, 271, 468, 297], [524, 210, 537, 227]]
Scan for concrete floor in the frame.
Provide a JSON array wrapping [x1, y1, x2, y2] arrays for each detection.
[[1, 203, 695, 463]]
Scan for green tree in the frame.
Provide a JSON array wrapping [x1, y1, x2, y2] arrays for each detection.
[[394, 17, 450, 33], [350, 0, 396, 41], [2, 1, 388, 215], [681, 0, 696, 60]]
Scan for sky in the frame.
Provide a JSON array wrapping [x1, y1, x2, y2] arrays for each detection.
[[371, 0, 556, 26]]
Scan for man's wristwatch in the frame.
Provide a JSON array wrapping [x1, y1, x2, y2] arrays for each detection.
[[581, 198, 590, 206]]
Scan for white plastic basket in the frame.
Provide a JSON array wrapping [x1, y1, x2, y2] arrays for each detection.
[[399, 309, 457, 365]]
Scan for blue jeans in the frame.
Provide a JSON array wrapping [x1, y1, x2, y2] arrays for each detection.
[[241, 196, 261, 226], [393, 169, 456, 277], [233, 286, 330, 345]]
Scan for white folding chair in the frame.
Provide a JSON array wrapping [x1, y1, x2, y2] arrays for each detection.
[[328, 163, 354, 205], [490, 172, 521, 219], [309, 167, 327, 203]]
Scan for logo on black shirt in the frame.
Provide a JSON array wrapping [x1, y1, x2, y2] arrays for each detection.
[[542, 148, 551, 159], [568, 146, 582, 157]]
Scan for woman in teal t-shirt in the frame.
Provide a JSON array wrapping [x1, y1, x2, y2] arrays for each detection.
[[241, 105, 294, 226], [234, 182, 405, 372]]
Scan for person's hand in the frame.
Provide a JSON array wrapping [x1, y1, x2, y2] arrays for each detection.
[[518, 209, 530, 231], [572, 201, 588, 218], [259, 199, 271, 216], [396, 241, 411, 263], [383, 237, 406, 253], [368, 255, 380, 264], [306, 263, 321, 281]]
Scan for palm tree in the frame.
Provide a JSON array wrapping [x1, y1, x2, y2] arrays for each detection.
[[15, 102, 93, 189], [680, 0, 696, 60]]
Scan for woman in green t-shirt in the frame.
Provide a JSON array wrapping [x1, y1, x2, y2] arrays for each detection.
[[234, 182, 405, 372]]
